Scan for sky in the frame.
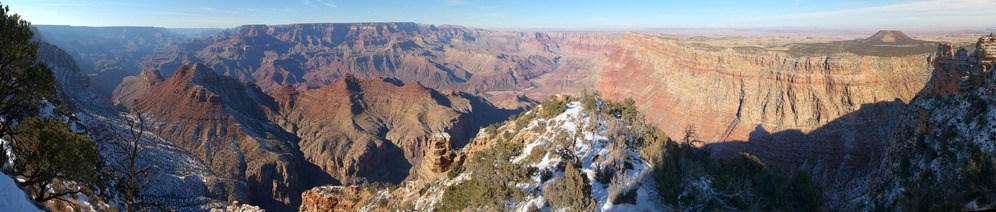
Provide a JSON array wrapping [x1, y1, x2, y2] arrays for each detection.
[[7, 0, 996, 29]]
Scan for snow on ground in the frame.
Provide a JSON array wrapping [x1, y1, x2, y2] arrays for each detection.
[[1, 138, 12, 171], [0, 173, 42, 212], [511, 102, 661, 211]]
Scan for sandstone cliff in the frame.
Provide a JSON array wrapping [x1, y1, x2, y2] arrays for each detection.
[[598, 33, 934, 144], [596, 33, 937, 206]]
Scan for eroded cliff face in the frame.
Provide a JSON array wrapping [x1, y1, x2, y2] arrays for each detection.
[[270, 75, 483, 184], [596, 33, 937, 206], [864, 34, 996, 210], [113, 64, 318, 209], [598, 33, 933, 142], [111, 63, 514, 209], [143, 23, 545, 93], [140, 23, 617, 109]]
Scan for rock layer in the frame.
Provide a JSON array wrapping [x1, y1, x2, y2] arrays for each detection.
[[598, 33, 933, 143], [596, 33, 937, 206], [864, 34, 996, 210], [114, 64, 317, 208], [140, 23, 616, 109], [270, 75, 486, 184], [299, 186, 373, 212]]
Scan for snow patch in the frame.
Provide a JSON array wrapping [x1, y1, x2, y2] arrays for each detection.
[[0, 174, 42, 211]]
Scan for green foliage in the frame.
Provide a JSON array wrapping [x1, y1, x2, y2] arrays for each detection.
[[543, 165, 596, 211], [446, 158, 464, 179], [437, 142, 531, 211], [11, 118, 99, 203], [0, 3, 102, 206], [651, 141, 824, 210], [652, 142, 709, 207], [0, 2, 58, 171], [786, 169, 824, 211], [593, 163, 616, 184], [609, 180, 638, 205], [539, 96, 569, 118], [0, 3, 56, 139], [960, 150, 996, 207]]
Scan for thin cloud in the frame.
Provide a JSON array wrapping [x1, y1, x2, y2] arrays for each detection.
[[268, 8, 298, 13], [159, 12, 200, 16], [302, 0, 336, 8], [766, 0, 996, 21], [44, 1, 92, 7], [442, 0, 467, 6], [736, 0, 996, 28]]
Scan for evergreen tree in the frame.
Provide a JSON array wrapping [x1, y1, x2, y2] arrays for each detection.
[[0, 1, 57, 169], [0, 1, 56, 139], [12, 118, 99, 203], [0, 2, 99, 205]]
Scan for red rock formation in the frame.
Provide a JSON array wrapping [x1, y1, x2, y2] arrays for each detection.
[[598, 33, 933, 143], [299, 186, 372, 212], [596, 32, 940, 206], [143, 23, 551, 94], [271, 75, 483, 184], [113, 64, 312, 209], [141, 23, 617, 109], [427, 133, 456, 173]]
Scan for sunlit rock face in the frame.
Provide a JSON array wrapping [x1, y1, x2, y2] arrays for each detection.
[[596, 32, 937, 207]]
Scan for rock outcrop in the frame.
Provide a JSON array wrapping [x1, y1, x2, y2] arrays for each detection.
[[270, 75, 486, 184], [37, 41, 243, 210], [427, 133, 457, 173], [113, 64, 321, 209], [979, 33, 996, 61], [299, 186, 373, 212], [111, 63, 517, 209], [863, 34, 996, 210]]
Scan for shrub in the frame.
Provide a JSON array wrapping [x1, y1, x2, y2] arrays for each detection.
[[446, 159, 465, 179], [650, 140, 824, 210], [538, 169, 553, 183], [539, 97, 568, 118], [438, 142, 529, 211], [543, 165, 595, 211], [593, 163, 616, 184], [608, 181, 638, 205]]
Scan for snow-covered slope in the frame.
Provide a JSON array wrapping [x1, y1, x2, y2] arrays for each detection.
[[862, 37, 996, 210], [31, 40, 236, 210], [0, 172, 42, 212], [509, 101, 660, 211], [304, 95, 672, 211]]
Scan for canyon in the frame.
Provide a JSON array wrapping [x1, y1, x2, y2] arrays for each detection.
[[27, 23, 992, 210]]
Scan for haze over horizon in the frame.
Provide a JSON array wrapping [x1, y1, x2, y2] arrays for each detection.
[[9, 0, 996, 29]]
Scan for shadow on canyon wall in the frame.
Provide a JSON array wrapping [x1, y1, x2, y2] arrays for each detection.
[[703, 100, 909, 204]]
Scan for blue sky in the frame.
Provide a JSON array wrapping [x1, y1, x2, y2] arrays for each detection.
[[7, 0, 996, 29]]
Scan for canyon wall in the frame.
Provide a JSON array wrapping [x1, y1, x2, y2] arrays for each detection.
[[598, 33, 933, 143], [596, 33, 938, 206]]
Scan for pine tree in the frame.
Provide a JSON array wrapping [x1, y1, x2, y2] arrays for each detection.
[[0, 1, 58, 171], [0, 2, 56, 140], [12, 118, 99, 203]]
